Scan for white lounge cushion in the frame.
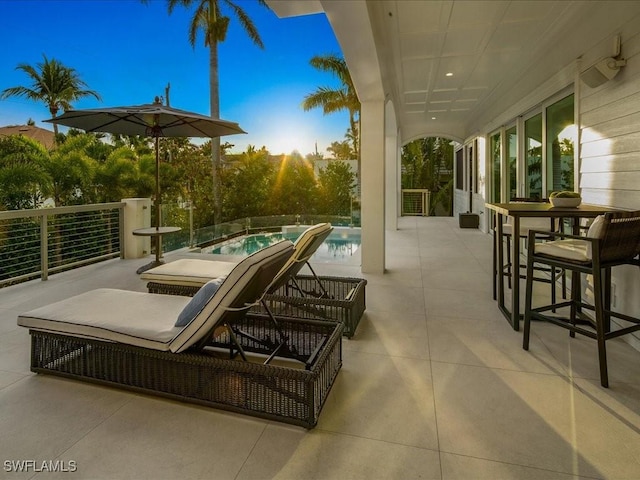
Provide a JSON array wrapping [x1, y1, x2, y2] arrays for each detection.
[[18, 289, 187, 351], [169, 239, 294, 352], [140, 223, 332, 289], [18, 239, 295, 354], [273, 223, 332, 285], [293, 223, 332, 259], [141, 258, 236, 287]]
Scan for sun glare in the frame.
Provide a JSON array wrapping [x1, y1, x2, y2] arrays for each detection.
[[268, 135, 308, 155], [251, 109, 322, 157], [262, 116, 315, 155]]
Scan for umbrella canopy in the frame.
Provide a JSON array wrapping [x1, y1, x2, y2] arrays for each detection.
[[44, 99, 245, 259], [44, 101, 245, 138]]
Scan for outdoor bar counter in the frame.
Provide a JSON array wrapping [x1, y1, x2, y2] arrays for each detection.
[[485, 202, 619, 330]]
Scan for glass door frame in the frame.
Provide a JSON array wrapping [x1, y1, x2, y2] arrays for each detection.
[[493, 86, 575, 202]]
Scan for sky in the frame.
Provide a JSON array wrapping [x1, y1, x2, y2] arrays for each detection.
[[0, 0, 349, 156]]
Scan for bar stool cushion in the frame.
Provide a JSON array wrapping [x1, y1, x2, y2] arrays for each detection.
[[503, 217, 554, 237], [534, 215, 606, 263], [586, 215, 605, 258], [535, 239, 590, 262]]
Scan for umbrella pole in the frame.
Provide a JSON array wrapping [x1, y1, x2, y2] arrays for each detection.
[[155, 135, 162, 263], [155, 135, 161, 228]]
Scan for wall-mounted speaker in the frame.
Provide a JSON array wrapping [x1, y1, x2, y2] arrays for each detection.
[[581, 57, 626, 88]]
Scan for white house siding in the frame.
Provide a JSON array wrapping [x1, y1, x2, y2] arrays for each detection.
[[580, 30, 640, 210], [579, 22, 640, 349]]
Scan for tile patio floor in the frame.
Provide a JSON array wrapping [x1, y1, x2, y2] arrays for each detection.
[[0, 216, 638, 479]]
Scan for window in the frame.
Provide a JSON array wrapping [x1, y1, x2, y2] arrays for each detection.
[[490, 132, 501, 202], [468, 143, 474, 192], [486, 91, 574, 204], [473, 139, 479, 194], [506, 126, 517, 200], [455, 148, 464, 190], [525, 113, 542, 199], [546, 94, 575, 193]]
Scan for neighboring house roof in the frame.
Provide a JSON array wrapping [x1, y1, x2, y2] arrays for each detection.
[[0, 124, 55, 149]]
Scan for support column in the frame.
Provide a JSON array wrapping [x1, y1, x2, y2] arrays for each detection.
[[360, 100, 386, 273], [122, 198, 151, 259], [385, 101, 399, 230]]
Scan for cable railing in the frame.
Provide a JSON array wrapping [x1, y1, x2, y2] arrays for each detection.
[[401, 189, 430, 216], [0, 202, 358, 288], [0, 203, 124, 287]]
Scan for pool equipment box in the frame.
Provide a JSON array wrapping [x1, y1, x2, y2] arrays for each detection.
[[459, 212, 479, 228]]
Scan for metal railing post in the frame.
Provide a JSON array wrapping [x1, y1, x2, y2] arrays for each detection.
[[119, 205, 125, 259], [40, 213, 48, 281]]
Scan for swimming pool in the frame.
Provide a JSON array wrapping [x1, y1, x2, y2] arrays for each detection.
[[201, 228, 361, 262]]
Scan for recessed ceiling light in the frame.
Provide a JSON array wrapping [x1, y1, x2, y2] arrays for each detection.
[[431, 117, 437, 120], [445, 72, 453, 77]]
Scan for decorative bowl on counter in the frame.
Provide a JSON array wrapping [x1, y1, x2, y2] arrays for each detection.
[[550, 197, 581, 207], [549, 191, 581, 207]]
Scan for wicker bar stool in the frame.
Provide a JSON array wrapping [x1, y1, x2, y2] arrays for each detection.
[[523, 210, 640, 387]]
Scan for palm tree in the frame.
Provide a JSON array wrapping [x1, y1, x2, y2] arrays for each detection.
[[0, 55, 101, 136], [153, 0, 269, 223], [302, 54, 361, 180]]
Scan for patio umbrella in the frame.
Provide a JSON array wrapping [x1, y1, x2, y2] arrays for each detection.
[[44, 96, 245, 230], [45, 97, 245, 271]]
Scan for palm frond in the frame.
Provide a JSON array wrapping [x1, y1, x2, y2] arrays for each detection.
[[302, 87, 346, 114], [224, 0, 264, 48]]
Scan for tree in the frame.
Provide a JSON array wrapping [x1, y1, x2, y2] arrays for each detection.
[[152, 0, 270, 224], [222, 146, 273, 221], [44, 134, 97, 206], [0, 135, 51, 209], [317, 160, 355, 216], [268, 153, 317, 216], [302, 55, 360, 179], [326, 140, 352, 161], [0, 55, 101, 136], [91, 146, 144, 203]]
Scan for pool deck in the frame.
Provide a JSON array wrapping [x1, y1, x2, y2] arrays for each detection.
[[1, 217, 639, 479]]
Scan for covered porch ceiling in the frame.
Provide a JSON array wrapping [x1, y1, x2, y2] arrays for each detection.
[[267, 0, 640, 144]]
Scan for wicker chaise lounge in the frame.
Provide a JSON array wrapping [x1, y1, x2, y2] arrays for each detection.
[[141, 223, 367, 337], [17, 240, 343, 428]]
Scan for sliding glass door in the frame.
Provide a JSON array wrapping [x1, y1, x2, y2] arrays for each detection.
[[506, 125, 517, 200], [525, 113, 542, 199], [490, 132, 501, 202], [546, 94, 575, 193], [487, 91, 574, 204]]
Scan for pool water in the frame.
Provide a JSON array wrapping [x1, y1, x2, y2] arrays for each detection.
[[202, 230, 361, 262]]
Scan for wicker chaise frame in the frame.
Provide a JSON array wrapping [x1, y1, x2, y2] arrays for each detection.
[[260, 275, 367, 338], [27, 314, 342, 429], [147, 275, 367, 338]]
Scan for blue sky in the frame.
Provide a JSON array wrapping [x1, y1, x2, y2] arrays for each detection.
[[0, 0, 348, 155]]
